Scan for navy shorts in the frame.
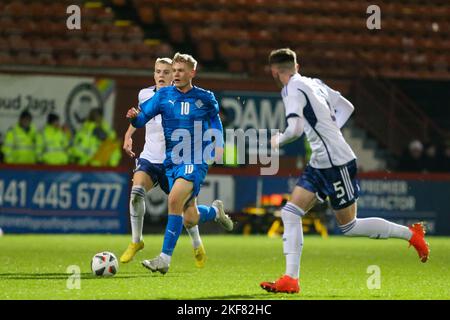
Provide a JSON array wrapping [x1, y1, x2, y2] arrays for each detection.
[[297, 159, 360, 210], [133, 158, 170, 194]]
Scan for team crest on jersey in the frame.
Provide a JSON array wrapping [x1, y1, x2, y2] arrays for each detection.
[[195, 99, 204, 108]]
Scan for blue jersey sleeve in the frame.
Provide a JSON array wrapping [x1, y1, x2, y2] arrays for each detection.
[[206, 91, 220, 118], [130, 90, 162, 128], [204, 91, 223, 146], [210, 114, 224, 148]]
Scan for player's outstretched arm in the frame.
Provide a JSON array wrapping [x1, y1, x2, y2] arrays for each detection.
[[123, 124, 137, 158], [127, 106, 148, 128], [128, 90, 162, 128]]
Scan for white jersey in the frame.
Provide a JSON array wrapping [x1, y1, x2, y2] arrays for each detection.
[[282, 74, 356, 169], [137, 86, 166, 163]]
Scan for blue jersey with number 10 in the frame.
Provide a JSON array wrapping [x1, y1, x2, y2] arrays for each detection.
[[131, 85, 223, 166]]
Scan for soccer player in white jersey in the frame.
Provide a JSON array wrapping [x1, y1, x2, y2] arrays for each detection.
[[120, 58, 232, 266], [260, 48, 430, 294]]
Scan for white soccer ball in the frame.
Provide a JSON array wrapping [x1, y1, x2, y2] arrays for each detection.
[[91, 252, 119, 276]]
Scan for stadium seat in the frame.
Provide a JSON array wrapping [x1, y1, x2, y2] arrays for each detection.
[[137, 6, 155, 24], [4, 0, 449, 79], [197, 42, 215, 62], [167, 25, 185, 44]]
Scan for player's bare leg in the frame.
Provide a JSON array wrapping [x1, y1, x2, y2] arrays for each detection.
[[261, 186, 316, 294], [120, 171, 153, 263], [142, 178, 193, 274], [335, 202, 429, 262], [183, 198, 207, 267], [185, 198, 233, 267]]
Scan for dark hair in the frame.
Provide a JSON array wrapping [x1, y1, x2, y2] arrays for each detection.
[[47, 113, 59, 124], [268, 48, 297, 65], [19, 110, 32, 120], [88, 108, 103, 121]]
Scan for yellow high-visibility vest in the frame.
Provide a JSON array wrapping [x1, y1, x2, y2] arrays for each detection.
[[37, 125, 70, 165], [2, 124, 38, 164]]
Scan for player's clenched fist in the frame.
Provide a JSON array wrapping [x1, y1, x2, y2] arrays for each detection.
[[123, 135, 135, 158], [214, 146, 224, 163], [126, 107, 140, 119], [271, 133, 280, 150]]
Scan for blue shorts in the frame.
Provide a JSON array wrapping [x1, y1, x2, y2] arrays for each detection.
[[297, 159, 360, 210], [133, 158, 170, 194], [165, 163, 208, 202]]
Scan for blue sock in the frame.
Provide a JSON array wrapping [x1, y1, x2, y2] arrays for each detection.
[[197, 205, 217, 224], [162, 214, 183, 256]]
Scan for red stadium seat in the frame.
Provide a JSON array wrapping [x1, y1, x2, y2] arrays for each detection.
[[137, 6, 155, 24], [227, 60, 245, 73], [3, 0, 448, 79], [197, 41, 215, 62]]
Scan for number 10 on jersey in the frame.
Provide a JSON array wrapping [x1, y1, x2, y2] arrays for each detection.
[[181, 102, 190, 115]]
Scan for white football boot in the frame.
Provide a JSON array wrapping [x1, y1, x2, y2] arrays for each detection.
[[142, 255, 169, 274], [212, 200, 234, 231]]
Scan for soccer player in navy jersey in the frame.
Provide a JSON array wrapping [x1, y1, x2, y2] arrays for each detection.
[[260, 48, 429, 294]]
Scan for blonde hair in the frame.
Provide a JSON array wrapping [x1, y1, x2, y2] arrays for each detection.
[[155, 57, 173, 65], [172, 52, 197, 70]]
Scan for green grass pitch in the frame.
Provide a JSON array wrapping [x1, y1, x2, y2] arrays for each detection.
[[0, 234, 449, 300]]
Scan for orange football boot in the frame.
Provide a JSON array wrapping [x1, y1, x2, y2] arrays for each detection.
[[260, 275, 300, 294], [408, 222, 430, 263]]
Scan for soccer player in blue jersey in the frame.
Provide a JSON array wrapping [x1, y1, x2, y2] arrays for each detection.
[[127, 53, 232, 274], [120, 57, 232, 268]]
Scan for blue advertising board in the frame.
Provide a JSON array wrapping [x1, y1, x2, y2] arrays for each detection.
[[228, 172, 450, 235], [0, 166, 129, 233], [215, 91, 306, 157], [356, 177, 450, 235]]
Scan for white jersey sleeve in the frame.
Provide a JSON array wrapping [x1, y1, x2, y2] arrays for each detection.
[[138, 88, 154, 105], [322, 81, 341, 106], [333, 96, 355, 128], [319, 81, 355, 128], [283, 74, 356, 168], [282, 82, 307, 118], [277, 80, 307, 146], [137, 86, 166, 164]]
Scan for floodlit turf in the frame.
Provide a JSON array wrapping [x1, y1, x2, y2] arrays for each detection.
[[0, 234, 449, 300]]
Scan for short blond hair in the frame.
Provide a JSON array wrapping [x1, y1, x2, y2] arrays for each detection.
[[172, 52, 197, 70], [155, 57, 172, 65]]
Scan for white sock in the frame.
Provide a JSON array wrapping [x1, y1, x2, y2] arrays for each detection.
[[281, 202, 305, 279], [340, 218, 412, 240], [185, 225, 202, 249], [160, 252, 171, 264], [130, 186, 146, 243]]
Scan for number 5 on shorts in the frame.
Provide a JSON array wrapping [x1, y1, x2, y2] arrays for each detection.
[[333, 181, 345, 198]]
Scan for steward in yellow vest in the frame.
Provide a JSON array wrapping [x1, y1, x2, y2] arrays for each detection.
[[70, 108, 121, 166], [2, 110, 38, 164], [37, 113, 71, 165]]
